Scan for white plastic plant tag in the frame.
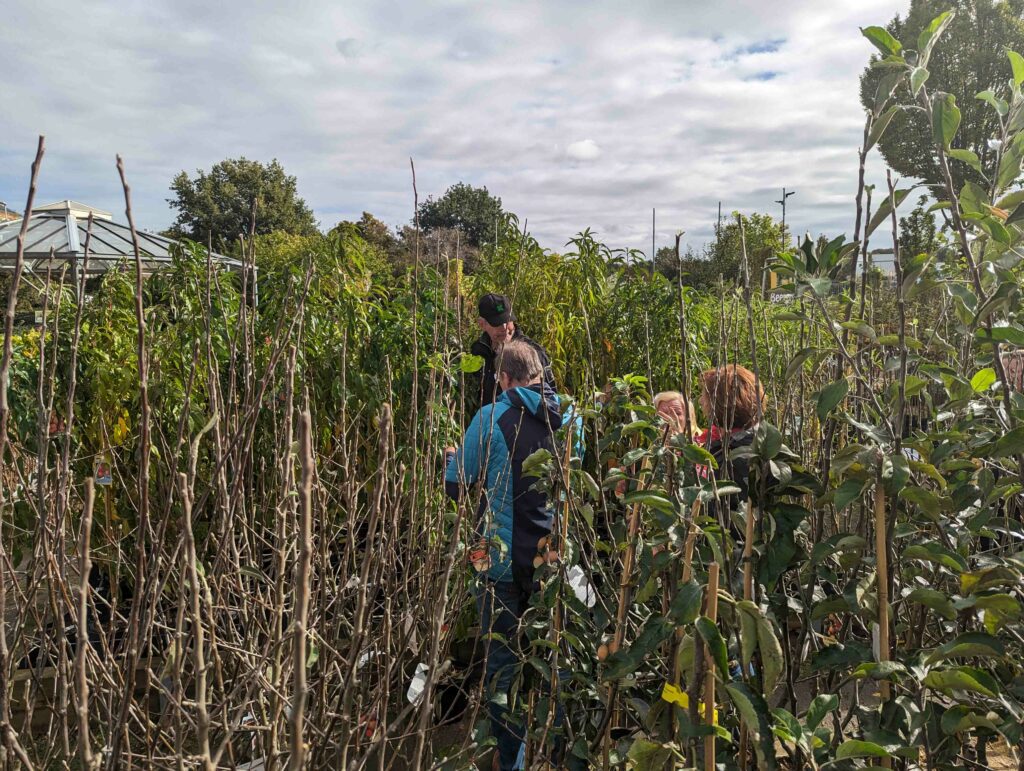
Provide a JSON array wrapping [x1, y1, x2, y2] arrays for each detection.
[[406, 662, 428, 705], [357, 648, 379, 670], [567, 565, 596, 608]]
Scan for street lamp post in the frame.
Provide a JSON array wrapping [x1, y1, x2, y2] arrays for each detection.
[[775, 188, 796, 245], [763, 188, 796, 296]]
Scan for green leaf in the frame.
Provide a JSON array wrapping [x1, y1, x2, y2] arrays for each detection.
[[754, 422, 784, 459], [902, 485, 948, 517], [785, 347, 820, 381], [635, 574, 659, 605], [997, 137, 1024, 191], [669, 580, 703, 626], [948, 148, 983, 175], [977, 593, 1022, 632], [903, 543, 968, 572], [985, 323, 1024, 346], [961, 566, 1020, 593], [978, 216, 1012, 244], [1009, 49, 1024, 87], [990, 425, 1024, 457], [926, 632, 1006, 664], [756, 613, 785, 695], [626, 738, 675, 771], [941, 706, 1001, 735], [806, 277, 832, 297], [867, 187, 911, 236], [772, 708, 803, 748], [924, 667, 997, 697], [862, 26, 903, 56], [841, 320, 877, 341], [910, 67, 929, 96], [932, 92, 961, 149], [807, 694, 839, 732], [881, 453, 910, 495], [833, 478, 867, 511], [724, 683, 778, 771], [918, 11, 954, 67], [868, 105, 901, 150], [682, 443, 718, 468], [836, 739, 892, 760], [816, 377, 850, 421], [873, 71, 903, 114], [971, 367, 997, 392], [459, 353, 485, 373], [737, 601, 759, 666], [811, 597, 850, 622], [976, 89, 1009, 116], [695, 616, 728, 676], [907, 588, 956, 621], [622, 491, 676, 516], [959, 181, 990, 216]]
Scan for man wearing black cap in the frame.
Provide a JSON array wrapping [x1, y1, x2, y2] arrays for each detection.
[[471, 293, 554, 409]]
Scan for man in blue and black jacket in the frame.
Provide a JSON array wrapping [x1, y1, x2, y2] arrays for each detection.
[[444, 339, 581, 771]]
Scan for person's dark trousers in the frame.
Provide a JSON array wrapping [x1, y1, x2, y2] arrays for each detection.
[[476, 576, 529, 770], [475, 574, 583, 771]]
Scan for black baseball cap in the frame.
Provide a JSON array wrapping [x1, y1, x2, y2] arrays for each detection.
[[478, 293, 515, 325]]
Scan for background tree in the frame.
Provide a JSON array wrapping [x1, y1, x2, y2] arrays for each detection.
[[859, 0, 1024, 192], [168, 157, 318, 247], [331, 212, 402, 268], [898, 195, 940, 256], [659, 212, 785, 291], [416, 182, 505, 248]]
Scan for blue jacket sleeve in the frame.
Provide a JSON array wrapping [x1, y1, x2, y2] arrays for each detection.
[[445, 408, 488, 501], [560, 399, 586, 461]]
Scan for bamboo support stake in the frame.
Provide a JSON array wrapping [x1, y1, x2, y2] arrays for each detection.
[[673, 499, 701, 688], [612, 487, 646, 655], [742, 500, 755, 601], [704, 562, 720, 771], [739, 500, 756, 770]]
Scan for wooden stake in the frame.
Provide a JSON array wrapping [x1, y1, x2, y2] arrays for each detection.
[[742, 500, 756, 601], [673, 500, 701, 687], [739, 500, 756, 770], [681, 499, 701, 584], [612, 457, 651, 654], [704, 562, 720, 771]]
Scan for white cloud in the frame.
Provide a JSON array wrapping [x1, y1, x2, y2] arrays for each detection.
[[567, 139, 602, 161], [0, 0, 910, 256]]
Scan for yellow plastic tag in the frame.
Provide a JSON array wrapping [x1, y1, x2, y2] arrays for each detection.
[[660, 683, 718, 725]]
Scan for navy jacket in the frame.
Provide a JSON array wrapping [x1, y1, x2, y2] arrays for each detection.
[[470, 329, 555, 409], [445, 384, 579, 582]]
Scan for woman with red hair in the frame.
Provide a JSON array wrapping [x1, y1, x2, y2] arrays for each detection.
[[695, 364, 766, 503]]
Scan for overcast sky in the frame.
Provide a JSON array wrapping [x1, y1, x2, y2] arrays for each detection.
[[0, 0, 907, 255]]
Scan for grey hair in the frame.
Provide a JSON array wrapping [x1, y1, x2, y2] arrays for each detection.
[[496, 340, 543, 384]]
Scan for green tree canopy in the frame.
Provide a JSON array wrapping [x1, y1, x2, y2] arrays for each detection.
[[416, 183, 505, 247], [859, 0, 1024, 192], [168, 157, 318, 247], [660, 213, 786, 291]]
